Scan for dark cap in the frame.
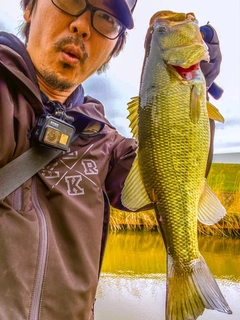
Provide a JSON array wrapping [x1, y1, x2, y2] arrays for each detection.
[[114, 0, 138, 29]]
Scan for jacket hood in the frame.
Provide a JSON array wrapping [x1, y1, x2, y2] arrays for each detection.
[[0, 32, 43, 115]]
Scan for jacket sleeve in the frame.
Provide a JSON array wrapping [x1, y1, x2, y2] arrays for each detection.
[[200, 24, 223, 178], [105, 136, 137, 211]]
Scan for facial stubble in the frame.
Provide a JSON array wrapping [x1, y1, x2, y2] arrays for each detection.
[[38, 36, 88, 91]]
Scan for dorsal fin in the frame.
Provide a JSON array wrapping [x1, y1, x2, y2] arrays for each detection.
[[121, 155, 151, 211], [127, 96, 139, 141]]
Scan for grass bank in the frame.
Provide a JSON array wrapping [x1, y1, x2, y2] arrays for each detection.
[[109, 163, 240, 236]]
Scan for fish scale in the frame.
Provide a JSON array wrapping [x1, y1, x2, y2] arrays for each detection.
[[122, 10, 231, 320], [139, 58, 210, 263]]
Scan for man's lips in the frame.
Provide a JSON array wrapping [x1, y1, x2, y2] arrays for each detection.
[[173, 63, 200, 80], [61, 45, 82, 63]]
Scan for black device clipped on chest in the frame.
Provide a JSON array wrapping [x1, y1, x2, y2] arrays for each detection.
[[32, 108, 76, 151]]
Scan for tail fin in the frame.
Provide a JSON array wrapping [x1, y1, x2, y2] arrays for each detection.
[[166, 255, 232, 320]]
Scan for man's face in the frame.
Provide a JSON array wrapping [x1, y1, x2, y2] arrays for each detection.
[[24, 0, 119, 92]]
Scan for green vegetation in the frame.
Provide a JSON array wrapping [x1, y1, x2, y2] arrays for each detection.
[[109, 163, 240, 236], [207, 163, 240, 193]]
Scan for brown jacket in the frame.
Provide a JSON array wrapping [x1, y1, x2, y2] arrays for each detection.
[[0, 32, 137, 320]]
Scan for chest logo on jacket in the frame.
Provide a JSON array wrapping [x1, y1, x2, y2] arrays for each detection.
[[40, 144, 99, 196]]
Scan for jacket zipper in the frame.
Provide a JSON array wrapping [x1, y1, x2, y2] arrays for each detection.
[[29, 177, 48, 320]]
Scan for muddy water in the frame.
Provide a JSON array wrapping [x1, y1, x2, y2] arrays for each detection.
[[95, 231, 240, 320]]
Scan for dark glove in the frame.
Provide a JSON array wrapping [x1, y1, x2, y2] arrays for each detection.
[[200, 24, 223, 100]]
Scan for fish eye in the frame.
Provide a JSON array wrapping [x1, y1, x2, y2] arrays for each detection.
[[158, 26, 167, 33]]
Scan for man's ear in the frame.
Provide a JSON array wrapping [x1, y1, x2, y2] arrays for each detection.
[[24, 5, 31, 22]]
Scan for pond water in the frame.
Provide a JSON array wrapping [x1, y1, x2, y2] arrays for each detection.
[[95, 231, 240, 320]]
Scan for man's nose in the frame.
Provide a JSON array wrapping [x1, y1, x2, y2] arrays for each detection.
[[69, 11, 91, 40]]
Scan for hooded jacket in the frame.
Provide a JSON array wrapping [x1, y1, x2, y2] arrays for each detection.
[[0, 32, 137, 320]]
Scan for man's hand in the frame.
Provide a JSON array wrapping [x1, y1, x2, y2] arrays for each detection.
[[200, 24, 223, 100]]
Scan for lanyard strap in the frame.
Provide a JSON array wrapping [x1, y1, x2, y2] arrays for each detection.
[[0, 131, 80, 200], [0, 145, 61, 200]]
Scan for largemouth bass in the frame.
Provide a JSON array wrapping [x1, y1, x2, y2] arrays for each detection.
[[122, 11, 232, 320]]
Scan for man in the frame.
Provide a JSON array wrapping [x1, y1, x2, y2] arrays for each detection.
[[0, 0, 221, 319]]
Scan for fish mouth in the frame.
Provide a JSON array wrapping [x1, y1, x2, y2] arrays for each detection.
[[172, 62, 200, 80]]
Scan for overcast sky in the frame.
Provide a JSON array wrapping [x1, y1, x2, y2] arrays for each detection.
[[0, 0, 239, 153]]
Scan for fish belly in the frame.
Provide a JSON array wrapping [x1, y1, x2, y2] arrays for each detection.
[[139, 73, 209, 255]]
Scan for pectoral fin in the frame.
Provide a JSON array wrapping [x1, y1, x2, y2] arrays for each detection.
[[198, 181, 226, 225], [190, 85, 201, 123], [121, 155, 151, 211], [207, 101, 225, 123]]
